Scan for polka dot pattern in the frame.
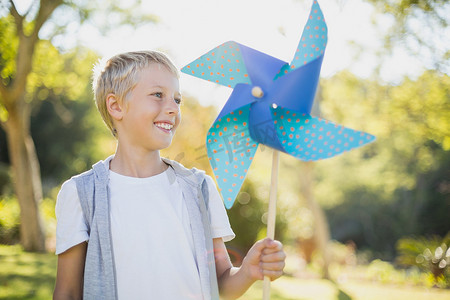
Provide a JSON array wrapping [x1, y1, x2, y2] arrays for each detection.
[[270, 106, 376, 161], [206, 104, 258, 209], [277, 0, 327, 77], [181, 41, 251, 88]]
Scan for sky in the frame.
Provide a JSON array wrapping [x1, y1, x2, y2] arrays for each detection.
[[17, 0, 430, 107]]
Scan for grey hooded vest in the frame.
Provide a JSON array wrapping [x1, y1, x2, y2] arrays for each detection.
[[72, 155, 219, 300]]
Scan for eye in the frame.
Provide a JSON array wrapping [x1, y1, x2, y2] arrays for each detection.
[[174, 98, 182, 105], [152, 92, 163, 98]]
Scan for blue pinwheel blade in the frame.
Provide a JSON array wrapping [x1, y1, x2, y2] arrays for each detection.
[[216, 83, 254, 121], [269, 54, 324, 114], [270, 106, 375, 160], [248, 100, 286, 152], [238, 43, 287, 87], [207, 104, 259, 209]]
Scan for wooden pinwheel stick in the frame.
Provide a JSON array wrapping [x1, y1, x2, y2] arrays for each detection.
[[263, 149, 280, 300]]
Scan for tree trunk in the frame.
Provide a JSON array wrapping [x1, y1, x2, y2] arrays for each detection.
[[0, 0, 59, 252], [299, 161, 331, 279], [4, 103, 45, 252]]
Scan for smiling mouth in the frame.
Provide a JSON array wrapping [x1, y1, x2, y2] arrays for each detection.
[[154, 122, 174, 132]]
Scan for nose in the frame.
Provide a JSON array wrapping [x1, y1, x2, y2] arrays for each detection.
[[165, 97, 180, 115]]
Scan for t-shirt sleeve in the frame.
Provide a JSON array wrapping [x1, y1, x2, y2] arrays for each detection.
[[55, 178, 89, 255], [205, 175, 235, 242]]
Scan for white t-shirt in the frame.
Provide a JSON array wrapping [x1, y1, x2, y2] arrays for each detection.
[[55, 165, 235, 300]]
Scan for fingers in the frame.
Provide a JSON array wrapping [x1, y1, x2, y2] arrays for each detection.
[[261, 261, 285, 272], [261, 250, 286, 263], [260, 239, 286, 281], [242, 238, 286, 282], [245, 238, 282, 259], [262, 269, 284, 281], [261, 260, 285, 281], [260, 252, 286, 275], [262, 239, 283, 255]]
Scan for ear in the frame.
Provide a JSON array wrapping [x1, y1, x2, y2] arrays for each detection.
[[106, 93, 123, 121]]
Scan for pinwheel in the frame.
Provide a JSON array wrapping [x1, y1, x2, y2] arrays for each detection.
[[182, 0, 375, 298]]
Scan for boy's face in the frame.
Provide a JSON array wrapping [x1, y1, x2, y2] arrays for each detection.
[[118, 63, 181, 151]]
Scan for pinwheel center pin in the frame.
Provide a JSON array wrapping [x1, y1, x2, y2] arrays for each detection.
[[251, 86, 264, 98]]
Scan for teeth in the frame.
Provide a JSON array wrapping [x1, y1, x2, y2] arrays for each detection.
[[155, 123, 173, 130]]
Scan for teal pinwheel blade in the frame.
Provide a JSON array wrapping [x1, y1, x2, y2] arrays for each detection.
[[181, 41, 287, 89], [277, 0, 328, 77], [181, 41, 251, 88], [206, 104, 258, 209], [270, 106, 375, 161]]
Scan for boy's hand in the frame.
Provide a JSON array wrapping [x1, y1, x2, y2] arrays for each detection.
[[241, 238, 286, 281]]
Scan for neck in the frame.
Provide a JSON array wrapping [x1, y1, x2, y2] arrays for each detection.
[[109, 144, 167, 178]]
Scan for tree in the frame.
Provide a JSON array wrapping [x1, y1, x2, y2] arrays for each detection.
[[0, 0, 62, 252], [318, 70, 449, 257], [29, 48, 112, 188], [0, 0, 156, 251], [298, 161, 332, 278], [364, 0, 449, 72]]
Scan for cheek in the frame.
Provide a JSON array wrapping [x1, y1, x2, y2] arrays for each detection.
[[175, 112, 181, 127]]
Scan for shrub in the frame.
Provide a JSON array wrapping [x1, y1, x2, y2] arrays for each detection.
[[396, 233, 450, 288], [367, 259, 398, 284], [0, 196, 57, 246], [0, 196, 20, 244]]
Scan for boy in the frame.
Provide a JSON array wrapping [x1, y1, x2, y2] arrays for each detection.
[[53, 51, 286, 300]]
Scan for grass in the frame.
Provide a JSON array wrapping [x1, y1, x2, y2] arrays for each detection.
[[242, 276, 450, 300], [1, 244, 449, 300], [0, 245, 56, 300]]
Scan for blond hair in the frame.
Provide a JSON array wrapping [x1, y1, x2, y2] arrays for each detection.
[[92, 50, 179, 137]]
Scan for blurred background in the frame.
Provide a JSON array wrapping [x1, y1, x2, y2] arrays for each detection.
[[0, 0, 449, 299]]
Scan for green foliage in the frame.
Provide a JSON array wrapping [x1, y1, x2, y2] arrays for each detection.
[[225, 181, 268, 262], [28, 41, 91, 101], [0, 15, 17, 87], [367, 259, 398, 284], [40, 197, 56, 241], [396, 234, 450, 287], [29, 45, 115, 188], [396, 235, 449, 266], [364, 259, 436, 287], [319, 70, 450, 258], [0, 38, 113, 189], [364, 0, 449, 72], [52, 0, 159, 38], [0, 196, 20, 244], [0, 196, 57, 245]]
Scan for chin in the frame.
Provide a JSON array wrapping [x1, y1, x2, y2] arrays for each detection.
[[159, 139, 174, 150]]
